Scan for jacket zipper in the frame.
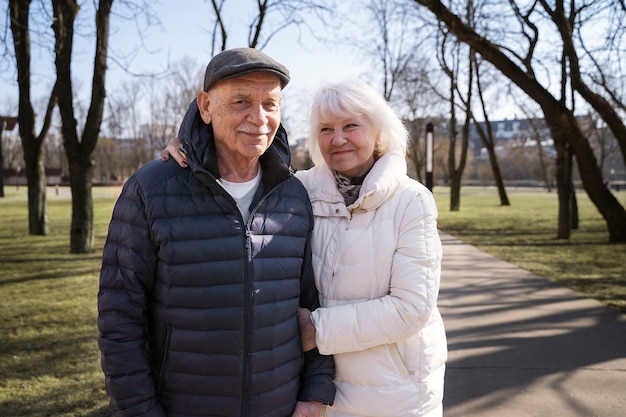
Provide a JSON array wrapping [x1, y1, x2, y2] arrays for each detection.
[[241, 182, 282, 416], [215, 186, 254, 416]]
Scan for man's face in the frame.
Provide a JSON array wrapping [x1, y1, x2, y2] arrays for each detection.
[[197, 72, 282, 162]]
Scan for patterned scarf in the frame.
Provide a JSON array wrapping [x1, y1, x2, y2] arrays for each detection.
[[333, 169, 371, 206]]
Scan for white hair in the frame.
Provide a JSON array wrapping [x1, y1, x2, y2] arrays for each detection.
[[307, 78, 408, 167]]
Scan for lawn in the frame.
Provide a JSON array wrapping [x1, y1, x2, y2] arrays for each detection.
[[433, 186, 626, 313], [0, 186, 118, 417], [0, 184, 624, 416]]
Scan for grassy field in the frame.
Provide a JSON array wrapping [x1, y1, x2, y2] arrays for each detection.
[[0, 186, 118, 417], [0, 184, 624, 416], [433, 186, 626, 314]]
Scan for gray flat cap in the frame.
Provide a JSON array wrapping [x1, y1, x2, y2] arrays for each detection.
[[203, 48, 290, 91]]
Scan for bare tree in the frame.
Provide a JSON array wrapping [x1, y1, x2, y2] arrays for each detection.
[[437, 26, 470, 211], [50, 0, 114, 253], [357, 0, 427, 100], [540, 0, 626, 168], [350, 0, 446, 185], [9, 0, 58, 235], [471, 56, 510, 206], [208, 0, 336, 52], [414, 0, 626, 243]]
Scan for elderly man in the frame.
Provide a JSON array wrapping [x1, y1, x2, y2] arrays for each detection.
[[98, 48, 335, 417]]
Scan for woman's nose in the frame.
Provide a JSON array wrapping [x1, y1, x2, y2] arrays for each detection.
[[331, 130, 346, 144]]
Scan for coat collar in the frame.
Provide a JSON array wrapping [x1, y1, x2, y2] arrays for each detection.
[[301, 151, 407, 213]]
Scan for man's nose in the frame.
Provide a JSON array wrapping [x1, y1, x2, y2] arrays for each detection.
[[248, 104, 269, 125]]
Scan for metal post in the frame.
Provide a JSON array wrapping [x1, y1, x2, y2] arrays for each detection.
[[425, 122, 434, 191]]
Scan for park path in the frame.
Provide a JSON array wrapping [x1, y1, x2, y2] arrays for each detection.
[[438, 232, 626, 417]]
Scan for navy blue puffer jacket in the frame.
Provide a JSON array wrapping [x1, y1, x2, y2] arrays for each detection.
[[98, 101, 335, 417]]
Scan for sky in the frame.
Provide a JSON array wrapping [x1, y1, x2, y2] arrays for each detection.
[[0, 0, 370, 137]]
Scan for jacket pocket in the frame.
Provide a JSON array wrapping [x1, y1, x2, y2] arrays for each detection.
[[334, 344, 411, 386], [155, 324, 172, 394], [388, 343, 411, 379]]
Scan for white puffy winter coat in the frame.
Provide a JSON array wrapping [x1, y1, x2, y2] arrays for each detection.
[[295, 152, 447, 417]]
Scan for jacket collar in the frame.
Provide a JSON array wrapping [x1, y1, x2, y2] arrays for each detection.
[[305, 151, 407, 212]]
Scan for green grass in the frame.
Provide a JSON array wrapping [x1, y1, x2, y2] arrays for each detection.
[[0, 184, 624, 416], [433, 186, 626, 313], [0, 186, 118, 417]]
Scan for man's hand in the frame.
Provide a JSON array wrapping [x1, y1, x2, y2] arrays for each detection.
[[160, 137, 188, 168], [298, 308, 317, 352], [292, 400, 325, 417]]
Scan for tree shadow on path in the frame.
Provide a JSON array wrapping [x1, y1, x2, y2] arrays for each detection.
[[438, 233, 626, 417]]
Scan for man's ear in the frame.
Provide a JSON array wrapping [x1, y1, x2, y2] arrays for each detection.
[[197, 91, 212, 124]]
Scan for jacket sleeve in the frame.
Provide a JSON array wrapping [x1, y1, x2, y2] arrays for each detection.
[[297, 212, 336, 405], [312, 189, 443, 355], [98, 176, 166, 417]]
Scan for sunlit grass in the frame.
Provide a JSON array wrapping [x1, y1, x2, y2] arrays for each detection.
[[0, 186, 116, 417], [434, 186, 626, 313]]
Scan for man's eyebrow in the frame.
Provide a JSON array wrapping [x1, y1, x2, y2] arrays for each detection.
[[228, 90, 281, 101], [230, 92, 252, 100]]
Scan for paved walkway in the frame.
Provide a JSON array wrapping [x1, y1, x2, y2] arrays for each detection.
[[438, 232, 626, 417]]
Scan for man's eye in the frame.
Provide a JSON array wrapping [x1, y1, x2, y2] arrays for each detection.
[[232, 101, 249, 109]]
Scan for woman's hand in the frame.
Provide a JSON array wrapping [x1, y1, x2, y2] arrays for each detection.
[[160, 137, 188, 168], [298, 308, 317, 352], [292, 401, 325, 417]]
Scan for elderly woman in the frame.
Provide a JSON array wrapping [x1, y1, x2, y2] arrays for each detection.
[[295, 79, 446, 417], [163, 79, 447, 417]]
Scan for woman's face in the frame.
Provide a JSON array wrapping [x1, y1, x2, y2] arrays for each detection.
[[317, 113, 377, 178]]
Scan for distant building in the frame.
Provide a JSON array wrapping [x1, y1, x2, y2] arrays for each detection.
[[469, 117, 555, 159]]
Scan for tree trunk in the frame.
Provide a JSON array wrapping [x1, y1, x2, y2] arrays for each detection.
[[25, 149, 49, 235], [551, 110, 622, 241], [450, 174, 461, 211], [568, 151, 579, 230], [474, 121, 510, 206], [555, 140, 570, 239], [68, 159, 94, 253]]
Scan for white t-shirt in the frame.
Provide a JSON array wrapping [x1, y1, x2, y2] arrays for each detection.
[[219, 167, 262, 221]]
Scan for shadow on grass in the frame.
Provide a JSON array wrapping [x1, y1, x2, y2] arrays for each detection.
[[1, 325, 111, 416], [0, 266, 100, 287]]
